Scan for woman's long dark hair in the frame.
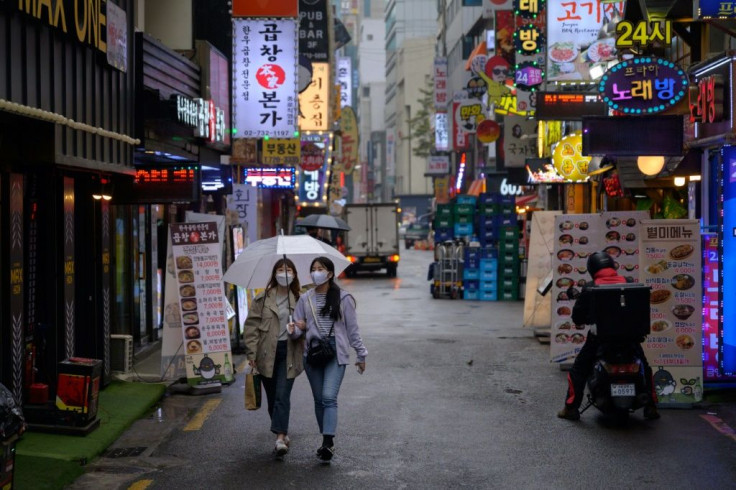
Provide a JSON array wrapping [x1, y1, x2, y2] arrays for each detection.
[[311, 256, 341, 321], [266, 258, 301, 300]]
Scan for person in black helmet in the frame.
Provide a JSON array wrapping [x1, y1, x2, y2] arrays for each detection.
[[557, 251, 660, 421]]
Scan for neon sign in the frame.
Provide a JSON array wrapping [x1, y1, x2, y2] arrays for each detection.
[[598, 57, 688, 114], [242, 167, 296, 188]]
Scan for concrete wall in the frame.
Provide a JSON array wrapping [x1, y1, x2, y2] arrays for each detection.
[[144, 0, 193, 50]]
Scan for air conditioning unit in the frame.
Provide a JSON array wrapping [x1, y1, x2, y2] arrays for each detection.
[[110, 334, 134, 373]]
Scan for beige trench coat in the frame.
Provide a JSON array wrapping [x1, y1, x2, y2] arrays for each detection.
[[243, 288, 304, 379]]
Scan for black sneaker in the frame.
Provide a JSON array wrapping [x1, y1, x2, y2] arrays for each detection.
[[557, 406, 580, 421], [317, 445, 334, 462]]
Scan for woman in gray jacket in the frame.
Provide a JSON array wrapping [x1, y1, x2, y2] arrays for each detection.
[[289, 256, 368, 463], [244, 258, 304, 458]]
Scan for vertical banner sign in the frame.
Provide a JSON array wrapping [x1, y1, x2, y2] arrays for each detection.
[[106, 1, 128, 73], [9, 175, 24, 402], [337, 57, 352, 107], [550, 212, 648, 363], [299, 62, 330, 131], [435, 112, 449, 151], [514, 2, 546, 113], [701, 234, 721, 381], [547, 0, 622, 81], [340, 107, 358, 174], [452, 99, 469, 150], [101, 201, 112, 382], [640, 220, 703, 405], [299, 0, 329, 61], [298, 133, 330, 205], [232, 18, 299, 138], [503, 115, 538, 167], [227, 183, 259, 247], [63, 177, 75, 359], [170, 223, 235, 386], [231, 225, 248, 336], [434, 58, 449, 110], [161, 234, 187, 380], [386, 129, 396, 182]]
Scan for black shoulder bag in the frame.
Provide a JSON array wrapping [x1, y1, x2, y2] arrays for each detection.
[[306, 294, 336, 367]]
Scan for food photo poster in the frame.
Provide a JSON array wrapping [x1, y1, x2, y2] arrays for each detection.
[[550, 212, 648, 363], [171, 222, 235, 386], [640, 219, 703, 405]]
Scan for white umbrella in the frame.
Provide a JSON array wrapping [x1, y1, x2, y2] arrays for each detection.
[[222, 234, 351, 289]]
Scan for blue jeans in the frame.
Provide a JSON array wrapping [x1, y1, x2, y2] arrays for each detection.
[[305, 338, 346, 436], [260, 341, 295, 435]]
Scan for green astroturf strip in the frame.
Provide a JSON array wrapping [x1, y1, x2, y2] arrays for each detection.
[[15, 381, 166, 461], [14, 456, 86, 490]]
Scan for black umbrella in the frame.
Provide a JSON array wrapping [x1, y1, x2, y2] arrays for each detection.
[[296, 214, 351, 231]]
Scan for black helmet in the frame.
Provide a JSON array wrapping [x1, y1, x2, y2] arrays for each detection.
[[587, 251, 615, 278]]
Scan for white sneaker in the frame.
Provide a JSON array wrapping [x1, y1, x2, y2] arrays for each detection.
[[275, 439, 288, 457], [283, 435, 290, 447]]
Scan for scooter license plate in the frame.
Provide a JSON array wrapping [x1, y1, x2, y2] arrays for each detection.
[[610, 383, 636, 397]]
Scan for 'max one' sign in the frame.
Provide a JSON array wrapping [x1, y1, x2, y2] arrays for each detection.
[[14, 0, 108, 54]]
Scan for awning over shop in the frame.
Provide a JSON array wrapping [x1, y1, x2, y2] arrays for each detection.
[[516, 193, 538, 207]]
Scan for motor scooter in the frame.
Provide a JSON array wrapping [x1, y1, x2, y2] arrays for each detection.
[[579, 283, 652, 420]]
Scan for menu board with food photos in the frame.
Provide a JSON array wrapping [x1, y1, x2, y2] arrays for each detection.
[[551, 212, 649, 363], [171, 222, 235, 386], [640, 219, 702, 405]]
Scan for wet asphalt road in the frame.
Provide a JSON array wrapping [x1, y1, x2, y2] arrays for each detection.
[[70, 247, 736, 489]]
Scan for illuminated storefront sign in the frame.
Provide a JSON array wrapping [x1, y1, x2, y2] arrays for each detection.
[[126, 165, 201, 202], [175, 95, 226, 143], [427, 156, 450, 175], [299, 62, 330, 131], [232, 18, 299, 138], [262, 139, 301, 166], [337, 57, 352, 107], [242, 167, 296, 188], [434, 58, 449, 109], [598, 57, 688, 114], [615, 20, 672, 49], [535, 91, 607, 120], [552, 131, 590, 181], [689, 74, 725, 124], [699, 0, 736, 18], [297, 133, 330, 205], [547, 0, 622, 81], [435, 112, 450, 151]]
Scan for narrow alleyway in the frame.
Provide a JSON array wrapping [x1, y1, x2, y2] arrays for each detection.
[[70, 248, 736, 489]]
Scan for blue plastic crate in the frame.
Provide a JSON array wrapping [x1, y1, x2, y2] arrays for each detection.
[[464, 289, 480, 300], [480, 268, 497, 281], [497, 215, 518, 227], [478, 193, 495, 205], [476, 217, 497, 228], [480, 248, 499, 259], [463, 268, 480, 280], [434, 227, 454, 242], [455, 194, 478, 205], [463, 279, 479, 291], [494, 195, 515, 206], [480, 290, 498, 301], [454, 223, 474, 236], [479, 280, 498, 292], [464, 247, 482, 261]]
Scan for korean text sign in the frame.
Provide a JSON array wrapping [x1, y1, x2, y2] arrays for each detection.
[[546, 0, 623, 81], [299, 62, 330, 131], [598, 57, 688, 114], [232, 19, 298, 138], [170, 222, 234, 386], [639, 219, 703, 404]]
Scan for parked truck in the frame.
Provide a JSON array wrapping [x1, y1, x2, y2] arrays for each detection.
[[344, 203, 400, 277]]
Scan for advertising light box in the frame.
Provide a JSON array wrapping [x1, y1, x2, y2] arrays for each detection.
[[242, 167, 296, 188], [232, 19, 299, 138], [535, 92, 608, 120]]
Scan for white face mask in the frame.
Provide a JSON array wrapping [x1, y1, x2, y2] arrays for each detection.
[[276, 272, 294, 287], [311, 270, 330, 286]]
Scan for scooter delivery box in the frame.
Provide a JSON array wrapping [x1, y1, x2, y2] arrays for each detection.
[[590, 283, 651, 340]]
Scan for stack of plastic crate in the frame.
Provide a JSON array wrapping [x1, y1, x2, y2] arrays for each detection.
[[478, 248, 499, 301], [434, 204, 454, 243], [453, 195, 476, 241], [462, 246, 481, 300], [495, 196, 520, 301], [475, 193, 498, 248]]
